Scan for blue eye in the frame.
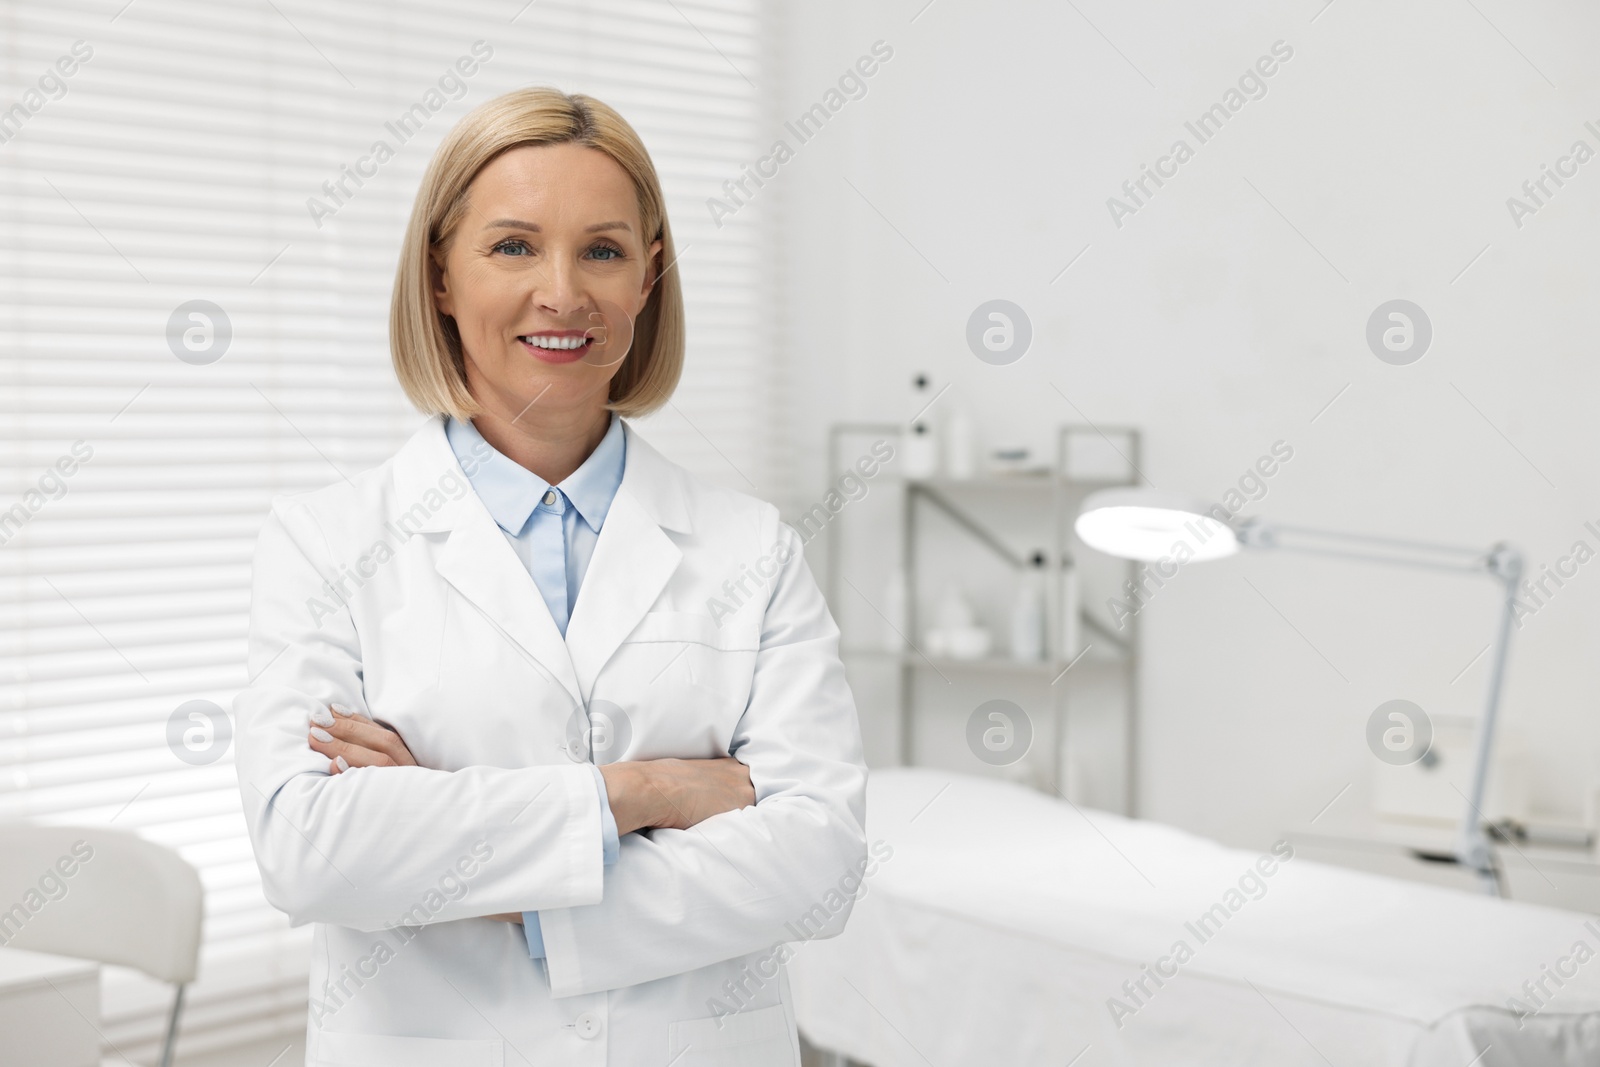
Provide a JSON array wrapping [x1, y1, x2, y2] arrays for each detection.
[[494, 239, 532, 256], [589, 244, 623, 261]]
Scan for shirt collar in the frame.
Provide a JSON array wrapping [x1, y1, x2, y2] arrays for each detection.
[[445, 412, 626, 537]]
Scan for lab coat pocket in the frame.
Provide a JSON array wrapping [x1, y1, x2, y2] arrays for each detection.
[[667, 1003, 797, 1067], [311, 1031, 503, 1067], [613, 611, 759, 752]]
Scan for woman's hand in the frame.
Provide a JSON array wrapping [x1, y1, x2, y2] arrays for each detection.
[[308, 703, 417, 773], [601, 756, 754, 835]]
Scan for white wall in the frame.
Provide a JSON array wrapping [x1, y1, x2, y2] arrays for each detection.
[[757, 0, 1600, 850]]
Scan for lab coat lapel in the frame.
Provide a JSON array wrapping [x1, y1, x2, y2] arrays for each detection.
[[433, 499, 584, 708], [398, 416, 584, 709], [565, 421, 691, 706], [395, 416, 693, 713]]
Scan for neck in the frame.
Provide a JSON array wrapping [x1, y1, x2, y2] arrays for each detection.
[[469, 402, 612, 487]]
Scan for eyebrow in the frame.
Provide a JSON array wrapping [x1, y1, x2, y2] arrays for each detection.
[[484, 218, 633, 234]]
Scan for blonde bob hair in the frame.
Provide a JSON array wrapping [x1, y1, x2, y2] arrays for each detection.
[[390, 87, 684, 421]]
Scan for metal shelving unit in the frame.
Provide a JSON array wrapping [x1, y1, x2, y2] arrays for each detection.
[[824, 422, 1143, 816]]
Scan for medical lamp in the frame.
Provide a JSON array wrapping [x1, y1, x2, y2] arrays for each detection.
[[1076, 487, 1524, 897]]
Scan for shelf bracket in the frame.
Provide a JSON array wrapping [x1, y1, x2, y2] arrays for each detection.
[[910, 483, 1031, 570]]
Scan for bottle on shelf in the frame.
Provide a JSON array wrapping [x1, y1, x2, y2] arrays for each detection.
[[904, 373, 939, 480], [903, 421, 938, 479], [943, 401, 976, 480], [1009, 551, 1047, 662], [1060, 553, 1081, 661]]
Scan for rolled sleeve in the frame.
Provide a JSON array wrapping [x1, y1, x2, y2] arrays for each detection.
[[523, 763, 619, 958]]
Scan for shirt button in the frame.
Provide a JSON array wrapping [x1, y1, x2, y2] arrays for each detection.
[[542, 490, 557, 505], [574, 1011, 602, 1039]]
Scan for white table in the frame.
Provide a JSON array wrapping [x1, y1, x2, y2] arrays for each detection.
[[0, 947, 100, 1067]]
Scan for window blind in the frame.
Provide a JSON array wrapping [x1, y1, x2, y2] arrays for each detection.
[[0, 0, 772, 1059]]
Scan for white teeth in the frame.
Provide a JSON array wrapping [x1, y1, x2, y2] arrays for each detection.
[[521, 335, 588, 350]]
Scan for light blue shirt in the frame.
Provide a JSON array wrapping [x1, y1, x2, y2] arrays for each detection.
[[445, 411, 625, 960]]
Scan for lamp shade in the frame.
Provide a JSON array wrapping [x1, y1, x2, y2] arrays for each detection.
[[1074, 488, 1241, 562]]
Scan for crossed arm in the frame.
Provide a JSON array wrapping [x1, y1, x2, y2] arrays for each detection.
[[305, 703, 756, 924]]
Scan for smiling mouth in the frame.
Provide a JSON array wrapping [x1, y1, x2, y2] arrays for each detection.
[[518, 333, 595, 362]]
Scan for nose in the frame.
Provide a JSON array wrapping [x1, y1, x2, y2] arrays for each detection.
[[530, 253, 588, 321]]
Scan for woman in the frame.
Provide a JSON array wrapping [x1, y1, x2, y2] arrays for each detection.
[[234, 87, 868, 1067]]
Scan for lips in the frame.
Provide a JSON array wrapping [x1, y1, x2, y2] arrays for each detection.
[[518, 332, 594, 364]]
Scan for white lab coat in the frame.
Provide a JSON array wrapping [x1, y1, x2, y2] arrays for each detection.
[[233, 414, 868, 1067]]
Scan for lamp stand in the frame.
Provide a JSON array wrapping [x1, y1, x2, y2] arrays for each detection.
[[1238, 520, 1523, 898], [1456, 545, 1523, 896]]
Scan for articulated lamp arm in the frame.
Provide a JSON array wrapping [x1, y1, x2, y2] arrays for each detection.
[[1235, 518, 1524, 897]]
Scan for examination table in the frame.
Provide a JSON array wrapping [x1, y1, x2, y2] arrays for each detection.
[[791, 767, 1600, 1066]]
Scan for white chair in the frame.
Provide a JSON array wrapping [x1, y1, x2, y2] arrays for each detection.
[[0, 824, 202, 1067]]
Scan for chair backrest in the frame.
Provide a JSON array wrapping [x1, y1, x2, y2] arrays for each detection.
[[0, 823, 202, 984]]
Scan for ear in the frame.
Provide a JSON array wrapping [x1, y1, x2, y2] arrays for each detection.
[[640, 237, 664, 300], [429, 247, 454, 317]]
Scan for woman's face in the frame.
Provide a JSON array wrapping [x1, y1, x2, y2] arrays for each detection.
[[431, 142, 662, 422]]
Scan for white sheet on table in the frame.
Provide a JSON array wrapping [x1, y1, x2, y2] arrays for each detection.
[[790, 768, 1600, 1067]]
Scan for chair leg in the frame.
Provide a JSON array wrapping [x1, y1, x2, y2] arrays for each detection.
[[158, 983, 186, 1067]]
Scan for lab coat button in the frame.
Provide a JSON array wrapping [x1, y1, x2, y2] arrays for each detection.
[[574, 1011, 602, 1039]]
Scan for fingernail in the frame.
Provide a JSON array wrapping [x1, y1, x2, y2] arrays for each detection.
[[335, 755, 350, 772], [310, 707, 335, 727], [310, 727, 334, 742], [331, 703, 361, 718]]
